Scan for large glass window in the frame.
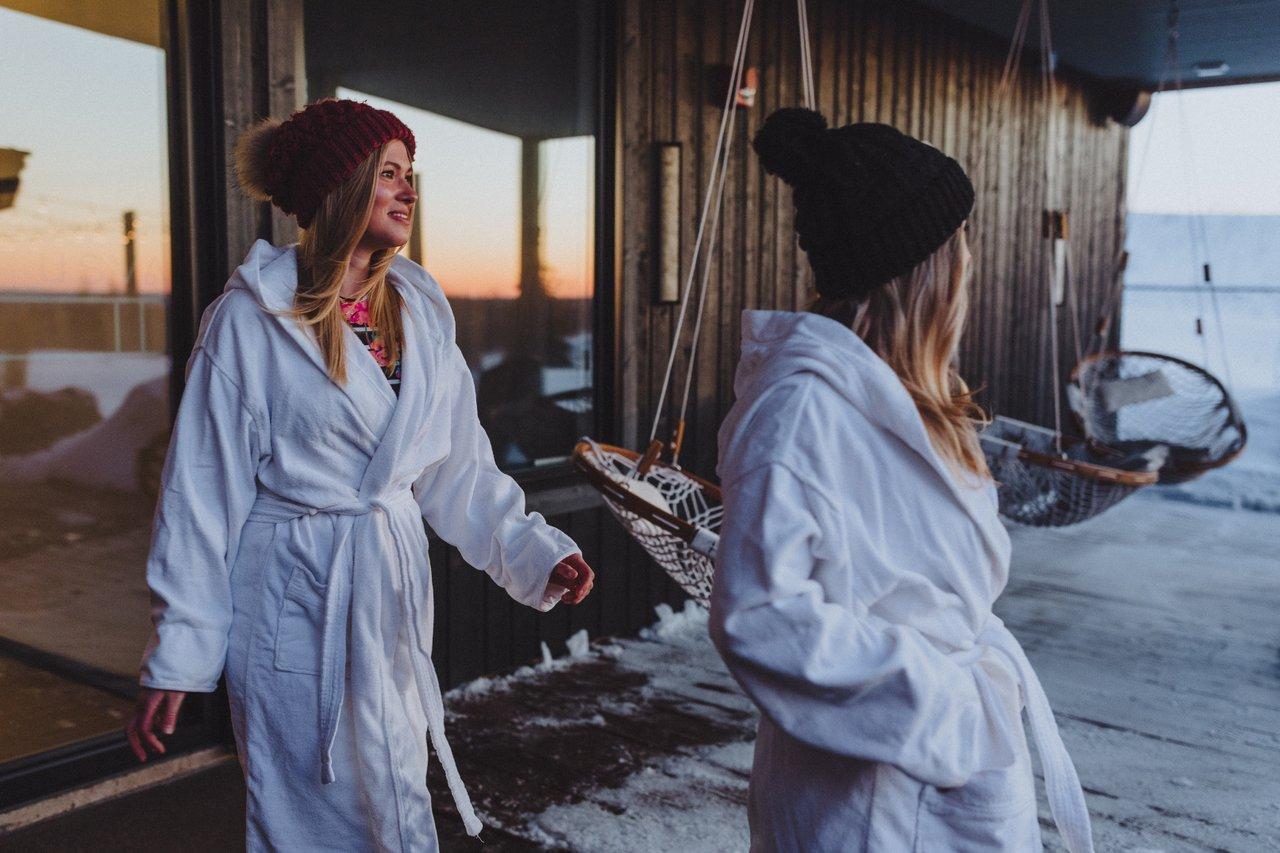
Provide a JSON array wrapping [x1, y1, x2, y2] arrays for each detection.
[[0, 1, 171, 766], [304, 0, 600, 471]]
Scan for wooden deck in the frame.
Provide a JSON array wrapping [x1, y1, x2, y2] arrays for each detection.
[[997, 493, 1280, 851]]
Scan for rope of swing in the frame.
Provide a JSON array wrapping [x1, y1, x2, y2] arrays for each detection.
[[643, 0, 755, 463], [1035, 0, 1067, 453], [1081, 0, 1236, 398], [644, 0, 818, 468], [1166, 0, 1235, 393]]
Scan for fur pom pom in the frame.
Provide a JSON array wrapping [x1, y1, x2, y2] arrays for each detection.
[[233, 117, 282, 202], [751, 108, 828, 187]]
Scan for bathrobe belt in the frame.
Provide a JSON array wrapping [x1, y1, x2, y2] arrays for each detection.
[[247, 488, 484, 837], [957, 615, 1095, 853]]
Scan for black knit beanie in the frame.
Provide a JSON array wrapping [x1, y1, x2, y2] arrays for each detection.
[[752, 108, 974, 300]]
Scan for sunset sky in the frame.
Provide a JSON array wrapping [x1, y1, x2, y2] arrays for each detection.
[[0, 6, 170, 294], [339, 88, 595, 301], [0, 5, 595, 301]]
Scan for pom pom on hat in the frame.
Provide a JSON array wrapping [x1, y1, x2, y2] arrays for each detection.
[[752, 107, 829, 187], [233, 116, 282, 203]]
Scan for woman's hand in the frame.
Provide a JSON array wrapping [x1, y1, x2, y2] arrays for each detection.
[[126, 688, 188, 762], [545, 553, 595, 605]]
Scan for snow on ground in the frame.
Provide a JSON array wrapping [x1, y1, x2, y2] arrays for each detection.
[[999, 493, 1280, 851], [437, 490, 1279, 852], [435, 400, 1280, 851], [524, 741, 752, 853]]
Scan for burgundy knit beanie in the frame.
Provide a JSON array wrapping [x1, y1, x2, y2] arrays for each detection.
[[234, 98, 416, 228], [752, 108, 974, 300]]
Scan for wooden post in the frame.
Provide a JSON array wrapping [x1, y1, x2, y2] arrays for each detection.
[[407, 170, 424, 265], [517, 136, 552, 362], [123, 210, 138, 295]]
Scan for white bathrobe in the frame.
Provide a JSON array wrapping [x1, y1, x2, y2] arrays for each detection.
[[138, 240, 579, 851], [710, 310, 1094, 852]]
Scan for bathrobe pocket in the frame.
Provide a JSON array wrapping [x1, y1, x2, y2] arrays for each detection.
[[914, 744, 1040, 852], [273, 563, 325, 675]]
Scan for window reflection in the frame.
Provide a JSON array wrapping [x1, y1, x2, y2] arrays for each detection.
[[0, 2, 170, 763], [307, 0, 598, 471]]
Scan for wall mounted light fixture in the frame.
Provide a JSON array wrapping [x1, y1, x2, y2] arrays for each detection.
[[655, 143, 682, 304]]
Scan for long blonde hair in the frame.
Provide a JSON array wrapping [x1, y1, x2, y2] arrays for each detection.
[[810, 227, 990, 479], [283, 143, 405, 387]]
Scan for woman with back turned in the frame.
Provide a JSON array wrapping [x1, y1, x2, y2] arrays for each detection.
[[710, 108, 1094, 852]]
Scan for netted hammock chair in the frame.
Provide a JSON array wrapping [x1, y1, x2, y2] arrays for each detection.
[[1067, 351, 1246, 485], [979, 416, 1161, 528], [572, 0, 815, 605], [572, 439, 722, 606]]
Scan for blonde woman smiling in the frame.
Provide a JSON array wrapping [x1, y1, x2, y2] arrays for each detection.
[[127, 98, 594, 851]]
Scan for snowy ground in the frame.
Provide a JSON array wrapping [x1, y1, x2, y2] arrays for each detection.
[[437, 488, 1279, 852]]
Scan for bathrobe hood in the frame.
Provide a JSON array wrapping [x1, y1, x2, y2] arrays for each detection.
[[721, 308, 1009, 574]]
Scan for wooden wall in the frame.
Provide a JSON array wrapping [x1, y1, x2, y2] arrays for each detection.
[[617, 0, 1130, 480]]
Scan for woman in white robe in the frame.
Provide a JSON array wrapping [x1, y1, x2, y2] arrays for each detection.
[[710, 109, 1094, 852], [125, 98, 594, 851]]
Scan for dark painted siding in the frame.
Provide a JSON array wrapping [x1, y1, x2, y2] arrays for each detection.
[[617, 0, 1129, 480]]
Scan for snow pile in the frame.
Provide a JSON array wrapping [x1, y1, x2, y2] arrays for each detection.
[[638, 600, 709, 645], [447, 602, 710, 709], [447, 630, 599, 703], [0, 375, 168, 491], [566, 628, 591, 658]]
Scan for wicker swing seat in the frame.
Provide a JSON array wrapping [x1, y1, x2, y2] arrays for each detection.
[[979, 416, 1163, 527], [1068, 350, 1247, 485], [572, 439, 722, 607]]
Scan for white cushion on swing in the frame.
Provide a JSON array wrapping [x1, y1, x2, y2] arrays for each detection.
[[1097, 369, 1176, 413], [616, 476, 674, 537]]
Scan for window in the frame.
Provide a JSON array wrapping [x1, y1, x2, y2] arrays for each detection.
[[305, 0, 602, 472], [0, 1, 172, 769]]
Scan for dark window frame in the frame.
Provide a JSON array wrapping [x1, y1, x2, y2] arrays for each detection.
[[511, 0, 618, 502], [0, 0, 231, 811]]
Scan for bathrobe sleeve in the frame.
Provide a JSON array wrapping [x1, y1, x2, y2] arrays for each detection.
[[709, 461, 993, 788], [138, 347, 261, 692], [412, 343, 580, 610]]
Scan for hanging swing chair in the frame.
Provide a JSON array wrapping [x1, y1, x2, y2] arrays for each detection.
[[980, 416, 1162, 528], [572, 0, 814, 606], [573, 438, 722, 605], [1067, 351, 1246, 485], [969, 0, 1163, 527], [1063, 0, 1247, 486]]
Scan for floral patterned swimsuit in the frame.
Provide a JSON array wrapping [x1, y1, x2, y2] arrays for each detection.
[[339, 295, 402, 396]]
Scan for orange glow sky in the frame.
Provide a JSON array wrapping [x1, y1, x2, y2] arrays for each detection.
[[0, 8, 170, 294], [343, 89, 594, 301], [0, 9, 594, 301]]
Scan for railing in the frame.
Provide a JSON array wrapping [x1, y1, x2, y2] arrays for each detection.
[[0, 292, 168, 355]]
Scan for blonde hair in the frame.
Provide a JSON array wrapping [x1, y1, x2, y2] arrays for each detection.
[[284, 144, 405, 387], [809, 227, 990, 479]]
